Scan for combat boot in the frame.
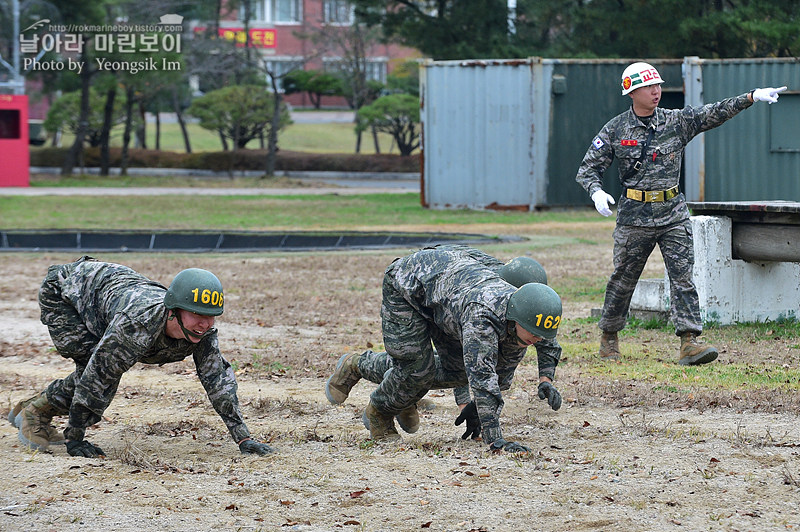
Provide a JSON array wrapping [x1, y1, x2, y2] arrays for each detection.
[[325, 352, 363, 405], [679, 333, 718, 366], [8, 394, 38, 427], [18, 392, 65, 450], [362, 402, 401, 442], [599, 331, 621, 361], [396, 404, 419, 433]]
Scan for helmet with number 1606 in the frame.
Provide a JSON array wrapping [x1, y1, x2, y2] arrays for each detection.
[[164, 268, 224, 316], [506, 283, 562, 339]]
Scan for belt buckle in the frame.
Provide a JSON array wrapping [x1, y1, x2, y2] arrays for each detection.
[[648, 190, 662, 202], [627, 189, 643, 201]]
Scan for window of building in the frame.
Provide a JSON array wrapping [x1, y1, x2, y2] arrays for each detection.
[[242, 0, 302, 23], [324, 0, 354, 24], [263, 59, 304, 91], [323, 58, 387, 84]]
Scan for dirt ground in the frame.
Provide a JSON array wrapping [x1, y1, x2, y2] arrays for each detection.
[[1, 227, 799, 532]]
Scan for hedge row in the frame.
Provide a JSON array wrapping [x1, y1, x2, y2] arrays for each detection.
[[30, 147, 421, 174]]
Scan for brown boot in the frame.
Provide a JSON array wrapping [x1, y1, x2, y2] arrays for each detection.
[[599, 331, 621, 361], [362, 402, 401, 442], [325, 352, 363, 405], [8, 394, 37, 427], [18, 393, 65, 450], [396, 404, 419, 434], [679, 333, 718, 366]]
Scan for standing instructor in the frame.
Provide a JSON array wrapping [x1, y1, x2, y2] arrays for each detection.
[[576, 61, 786, 365]]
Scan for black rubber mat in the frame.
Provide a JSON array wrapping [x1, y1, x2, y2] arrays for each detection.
[[0, 230, 511, 252]]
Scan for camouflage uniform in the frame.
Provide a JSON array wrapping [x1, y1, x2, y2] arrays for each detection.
[[38, 256, 251, 443], [369, 248, 561, 445], [576, 94, 753, 335]]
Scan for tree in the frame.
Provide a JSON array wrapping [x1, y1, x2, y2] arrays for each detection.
[[513, 0, 800, 59], [297, 17, 389, 153], [187, 84, 291, 151], [43, 88, 127, 147], [356, 93, 419, 156], [352, 0, 517, 60], [43, 0, 108, 175], [386, 59, 420, 97], [283, 69, 342, 109], [352, 0, 798, 60]]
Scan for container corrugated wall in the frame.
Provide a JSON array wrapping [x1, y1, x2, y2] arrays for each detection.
[[421, 59, 537, 209], [690, 58, 800, 201]]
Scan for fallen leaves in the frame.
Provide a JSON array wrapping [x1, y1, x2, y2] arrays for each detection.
[[349, 488, 369, 498]]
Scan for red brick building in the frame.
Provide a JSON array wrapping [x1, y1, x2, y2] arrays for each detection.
[[199, 0, 420, 108]]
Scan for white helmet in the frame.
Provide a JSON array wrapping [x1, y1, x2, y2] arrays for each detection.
[[621, 62, 663, 95]]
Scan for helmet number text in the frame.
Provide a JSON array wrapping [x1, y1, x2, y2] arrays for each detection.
[[191, 287, 224, 308], [535, 313, 561, 330]]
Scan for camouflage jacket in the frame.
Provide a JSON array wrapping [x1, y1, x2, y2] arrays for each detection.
[[390, 248, 561, 444], [427, 244, 559, 404], [55, 259, 250, 443], [576, 94, 752, 226]]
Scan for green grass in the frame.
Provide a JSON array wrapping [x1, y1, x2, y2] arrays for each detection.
[[50, 120, 404, 155], [557, 315, 800, 392], [0, 193, 601, 230]]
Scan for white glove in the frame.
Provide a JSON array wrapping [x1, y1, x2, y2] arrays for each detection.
[[591, 190, 615, 217], [752, 86, 787, 104]]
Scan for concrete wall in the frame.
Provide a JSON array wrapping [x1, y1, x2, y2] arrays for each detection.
[[630, 216, 800, 324]]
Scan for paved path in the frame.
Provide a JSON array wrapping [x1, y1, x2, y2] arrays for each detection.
[[11, 167, 420, 195], [0, 184, 418, 196]]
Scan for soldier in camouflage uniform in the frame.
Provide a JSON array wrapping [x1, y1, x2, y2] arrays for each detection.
[[9, 256, 274, 458], [328, 248, 563, 453], [326, 245, 555, 441], [576, 61, 787, 365]]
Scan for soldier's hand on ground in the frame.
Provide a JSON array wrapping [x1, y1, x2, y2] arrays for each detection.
[[591, 190, 615, 217], [66, 439, 106, 458], [490, 437, 531, 454], [537, 381, 562, 411], [752, 86, 787, 104], [239, 438, 275, 455], [454, 401, 481, 440]]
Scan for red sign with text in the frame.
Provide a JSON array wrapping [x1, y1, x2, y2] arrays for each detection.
[[194, 27, 277, 48]]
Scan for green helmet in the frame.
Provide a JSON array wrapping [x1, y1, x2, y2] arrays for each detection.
[[499, 257, 547, 287], [506, 283, 562, 339], [164, 268, 224, 316]]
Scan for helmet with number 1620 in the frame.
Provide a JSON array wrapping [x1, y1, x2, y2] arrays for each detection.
[[506, 282, 562, 339]]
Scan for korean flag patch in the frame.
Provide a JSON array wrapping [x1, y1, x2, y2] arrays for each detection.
[[592, 136, 604, 149]]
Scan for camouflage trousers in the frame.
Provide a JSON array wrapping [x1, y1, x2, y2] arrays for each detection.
[[369, 269, 468, 415], [359, 346, 471, 404], [38, 263, 101, 414], [600, 221, 702, 335]]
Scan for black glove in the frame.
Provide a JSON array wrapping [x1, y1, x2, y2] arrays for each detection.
[[239, 439, 275, 455], [66, 439, 106, 458], [489, 437, 530, 454], [537, 381, 562, 411], [454, 401, 481, 440]]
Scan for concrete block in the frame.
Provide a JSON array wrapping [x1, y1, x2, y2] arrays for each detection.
[[629, 215, 800, 325]]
